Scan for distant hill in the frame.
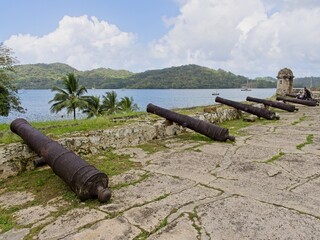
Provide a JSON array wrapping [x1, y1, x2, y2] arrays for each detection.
[[13, 63, 133, 89], [126, 64, 250, 88], [294, 77, 320, 88], [12, 63, 276, 89]]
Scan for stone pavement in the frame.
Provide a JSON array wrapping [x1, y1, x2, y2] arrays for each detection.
[[1, 104, 320, 239]]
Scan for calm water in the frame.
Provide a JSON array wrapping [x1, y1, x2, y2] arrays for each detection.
[[1, 88, 276, 123]]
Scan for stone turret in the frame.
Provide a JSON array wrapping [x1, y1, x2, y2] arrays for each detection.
[[276, 68, 294, 96]]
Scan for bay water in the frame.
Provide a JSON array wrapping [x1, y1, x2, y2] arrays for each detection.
[[1, 88, 276, 123]]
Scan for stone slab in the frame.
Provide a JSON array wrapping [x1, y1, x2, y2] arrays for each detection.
[[37, 208, 106, 240], [64, 216, 141, 240], [197, 196, 320, 239]]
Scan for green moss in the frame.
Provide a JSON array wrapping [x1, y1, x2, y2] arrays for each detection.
[[112, 173, 149, 190], [218, 118, 252, 136], [189, 212, 202, 238], [176, 132, 212, 142], [0, 212, 14, 232], [87, 149, 142, 177], [137, 141, 168, 154], [296, 134, 314, 150], [291, 114, 307, 125], [263, 152, 285, 163]]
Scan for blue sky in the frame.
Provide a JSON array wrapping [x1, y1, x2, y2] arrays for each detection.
[[2, 0, 320, 78], [1, 0, 179, 44]]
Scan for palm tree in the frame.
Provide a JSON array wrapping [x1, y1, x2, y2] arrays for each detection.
[[49, 73, 88, 120], [119, 96, 139, 112], [82, 96, 104, 118], [101, 91, 121, 115]]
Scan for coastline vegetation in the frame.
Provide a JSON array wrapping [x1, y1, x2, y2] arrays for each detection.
[[49, 73, 140, 120], [13, 63, 277, 89]]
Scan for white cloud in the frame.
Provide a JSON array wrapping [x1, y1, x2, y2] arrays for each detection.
[[5, 15, 141, 71], [5, 1, 320, 78], [150, 0, 320, 77]]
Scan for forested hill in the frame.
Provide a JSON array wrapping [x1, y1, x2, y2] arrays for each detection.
[[13, 63, 277, 89]]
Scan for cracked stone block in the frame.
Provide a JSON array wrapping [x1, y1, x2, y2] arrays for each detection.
[[213, 161, 300, 190], [37, 208, 106, 240], [275, 153, 320, 178], [0, 191, 35, 209], [195, 143, 231, 156], [148, 213, 199, 240], [145, 151, 221, 184], [245, 132, 306, 154], [114, 147, 150, 165], [197, 196, 320, 239], [99, 173, 195, 213], [64, 216, 140, 240], [124, 185, 221, 232], [292, 177, 320, 200], [209, 179, 320, 219], [231, 145, 280, 163], [109, 169, 147, 187], [0, 228, 30, 240], [13, 205, 57, 226]]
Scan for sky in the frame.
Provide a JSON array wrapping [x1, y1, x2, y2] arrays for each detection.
[[1, 0, 320, 78]]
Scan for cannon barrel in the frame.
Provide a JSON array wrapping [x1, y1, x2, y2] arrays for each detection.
[[276, 96, 318, 106], [285, 93, 298, 98], [215, 96, 279, 120], [246, 96, 298, 112], [146, 103, 235, 142], [10, 118, 111, 203]]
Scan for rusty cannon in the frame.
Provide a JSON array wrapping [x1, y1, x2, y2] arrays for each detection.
[[285, 93, 299, 98], [246, 96, 298, 112], [276, 96, 318, 106], [215, 96, 279, 120], [146, 103, 235, 142], [10, 118, 111, 203]]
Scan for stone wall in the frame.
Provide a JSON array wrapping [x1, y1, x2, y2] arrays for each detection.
[[0, 108, 241, 179]]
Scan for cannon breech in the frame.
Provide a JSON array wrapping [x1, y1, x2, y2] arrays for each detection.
[[10, 118, 111, 203]]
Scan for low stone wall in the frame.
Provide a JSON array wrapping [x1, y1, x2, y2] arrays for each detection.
[[0, 107, 241, 179]]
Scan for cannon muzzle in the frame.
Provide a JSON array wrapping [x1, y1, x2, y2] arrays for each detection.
[[215, 96, 279, 120], [10, 118, 111, 203], [146, 103, 235, 142]]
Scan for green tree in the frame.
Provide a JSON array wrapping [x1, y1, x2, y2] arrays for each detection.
[[0, 43, 24, 116], [119, 96, 139, 112], [101, 91, 121, 115], [82, 95, 104, 118], [49, 73, 88, 120]]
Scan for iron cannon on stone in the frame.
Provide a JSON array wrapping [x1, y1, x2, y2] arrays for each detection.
[[246, 96, 298, 112], [215, 96, 279, 120], [276, 96, 318, 106], [146, 103, 235, 142], [10, 118, 111, 203]]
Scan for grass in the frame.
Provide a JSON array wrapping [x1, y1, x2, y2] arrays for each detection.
[[0, 112, 148, 144], [218, 118, 253, 136], [0, 212, 14, 232], [291, 114, 307, 125], [0, 148, 142, 233], [263, 152, 285, 163], [87, 149, 142, 177], [176, 132, 213, 142], [296, 134, 314, 150], [137, 141, 168, 154]]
